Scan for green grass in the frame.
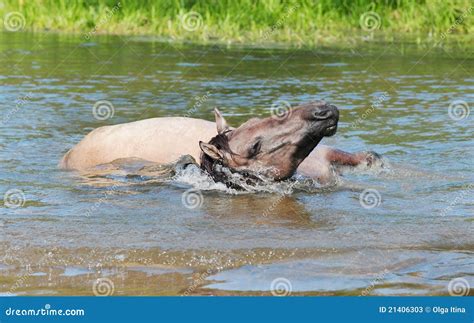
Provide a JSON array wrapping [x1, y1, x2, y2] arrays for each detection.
[[1, 0, 473, 47]]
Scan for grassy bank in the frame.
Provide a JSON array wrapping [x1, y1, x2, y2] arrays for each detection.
[[0, 0, 473, 47]]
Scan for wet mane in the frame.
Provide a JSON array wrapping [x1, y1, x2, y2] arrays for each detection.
[[200, 133, 235, 186], [199, 133, 261, 189]]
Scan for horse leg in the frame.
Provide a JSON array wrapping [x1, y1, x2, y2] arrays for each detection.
[[297, 145, 382, 184], [297, 146, 337, 183], [325, 147, 382, 167]]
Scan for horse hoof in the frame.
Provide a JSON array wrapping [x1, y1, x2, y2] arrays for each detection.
[[364, 151, 383, 167]]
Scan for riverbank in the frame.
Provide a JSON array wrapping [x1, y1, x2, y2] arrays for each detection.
[[0, 0, 473, 49]]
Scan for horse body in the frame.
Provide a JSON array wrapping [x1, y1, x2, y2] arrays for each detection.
[[60, 117, 337, 181], [60, 117, 216, 170], [60, 102, 375, 183]]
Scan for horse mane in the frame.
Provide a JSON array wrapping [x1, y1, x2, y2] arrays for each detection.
[[200, 133, 235, 186], [200, 133, 265, 189]]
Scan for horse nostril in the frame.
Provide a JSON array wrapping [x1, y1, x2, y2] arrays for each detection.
[[313, 108, 333, 120]]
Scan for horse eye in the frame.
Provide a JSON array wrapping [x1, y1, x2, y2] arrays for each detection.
[[248, 140, 262, 157]]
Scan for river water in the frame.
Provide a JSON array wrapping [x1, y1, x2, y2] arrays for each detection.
[[0, 32, 472, 296]]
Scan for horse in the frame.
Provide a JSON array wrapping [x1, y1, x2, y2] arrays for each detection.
[[60, 101, 380, 184]]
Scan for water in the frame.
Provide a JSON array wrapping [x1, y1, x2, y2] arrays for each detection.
[[0, 32, 472, 296]]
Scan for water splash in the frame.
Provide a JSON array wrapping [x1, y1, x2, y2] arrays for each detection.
[[78, 155, 337, 194]]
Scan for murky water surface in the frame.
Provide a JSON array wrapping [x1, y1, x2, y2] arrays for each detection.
[[0, 32, 472, 296]]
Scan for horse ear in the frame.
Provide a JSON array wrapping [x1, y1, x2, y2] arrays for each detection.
[[214, 107, 229, 134], [199, 141, 224, 160]]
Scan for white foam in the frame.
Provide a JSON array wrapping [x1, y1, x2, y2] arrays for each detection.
[[171, 163, 328, 195]]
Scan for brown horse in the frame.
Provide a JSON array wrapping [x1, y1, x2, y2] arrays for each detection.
[[60, 101, 379, 184], [199, 102, 338, 185]]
